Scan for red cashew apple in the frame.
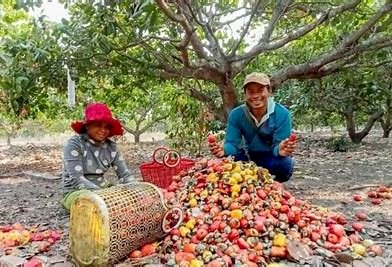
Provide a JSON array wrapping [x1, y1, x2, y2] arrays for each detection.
[[352, 194, 363, 202], [289, 133, 297, 142], [352, 222, 364, 232], [207, 133, 216, 144], [355, 211, 367, 221]]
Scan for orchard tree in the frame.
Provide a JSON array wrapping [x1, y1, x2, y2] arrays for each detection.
[[371, 49, 392, 138], [272, 45, 392, 142], [0, 2, 65, 118], [60, 0, 392, 121], [379, 83, 392, 137], [73, 71, 172, 143], [303, 71, 387, 143], [0, 2, 66, 144], [164, 81, 221, 154]]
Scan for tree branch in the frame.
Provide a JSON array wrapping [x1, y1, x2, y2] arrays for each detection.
[[70, 37, 149, 62], [155, 0, 184, 22], [135, 108, 150, 127], [122, 123, 136, 135], [139, 114, 168, 133], [261, 0, 292, 43], [215, 11, 253, 27], [341, 3, 392, 48], [155, 0, 211, 60], [232, 0, 361, 64], [159, 65, 222, 85], [358, 59, 392, 69], [186, 82, 225, 122], [122, 111, 168, 135], [142, 36, 224, 82], [271, 36, 392, 86], [361, 110, 384, 134], [229, 0, 262, 57], [184, 1, 226, 61], [139, 42, 183, 77], [149, 35, 182, 43], [213, 6, 247, 18]]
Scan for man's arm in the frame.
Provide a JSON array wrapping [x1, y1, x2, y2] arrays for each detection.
[[209, 109, 243, 158], [271, 109, 294, 157], [223, 109, 243, 156]]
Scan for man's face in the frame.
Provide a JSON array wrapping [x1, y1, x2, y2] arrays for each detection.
[[245, 82, 271, 111], [86, 121, 111, 142]]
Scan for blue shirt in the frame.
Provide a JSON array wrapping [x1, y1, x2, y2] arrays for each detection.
[[224, 99, 292, 157]]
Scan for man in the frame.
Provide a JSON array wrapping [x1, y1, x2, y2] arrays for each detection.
[[210, 72, 296, 182]]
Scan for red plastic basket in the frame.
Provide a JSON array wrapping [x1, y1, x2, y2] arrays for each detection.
[[140, 147, 195, 189]]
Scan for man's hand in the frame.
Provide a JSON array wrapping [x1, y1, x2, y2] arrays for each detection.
[[209, 142, 225, 158], [278, 137, 297, 157]]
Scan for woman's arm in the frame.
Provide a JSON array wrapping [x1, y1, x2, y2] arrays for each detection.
[[111, 150, 135, 183], [63, 137, 100, 190]]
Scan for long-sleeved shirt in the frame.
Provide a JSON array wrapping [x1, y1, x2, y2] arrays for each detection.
[[62, 134, 134, 194], [224, 98, 292, 157]]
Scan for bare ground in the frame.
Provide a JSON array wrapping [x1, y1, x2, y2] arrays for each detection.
[[0, 132, 391, 263]]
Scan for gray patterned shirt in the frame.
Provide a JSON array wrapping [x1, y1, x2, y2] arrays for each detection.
[[62, 134, 134, 194]]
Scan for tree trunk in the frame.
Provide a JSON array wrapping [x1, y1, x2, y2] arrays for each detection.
[[381, 118, 392, 138], [345, 103, 383, 144], [219, 80, 239, 121], [380, 96, 392, 138], [134, 132, 141, 144], [383, 128, 392, 138], [122, 124, 141, 144], [380, 114, 392, 138]]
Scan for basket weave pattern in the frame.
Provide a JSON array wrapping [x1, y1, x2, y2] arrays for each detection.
[[140, 158, 195, 189], [70, 183, 167, 266], [97, 183, 166, 263]]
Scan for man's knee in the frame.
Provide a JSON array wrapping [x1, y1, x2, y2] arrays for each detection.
[[271, 157, 294, 182], [234, 149, 249, 162]]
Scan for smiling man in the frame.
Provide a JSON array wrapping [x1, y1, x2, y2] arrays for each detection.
[[209, 72, 297, 182]]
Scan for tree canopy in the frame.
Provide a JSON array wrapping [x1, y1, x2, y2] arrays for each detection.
[[1, 0, 392, 145], [61, 0, 392, 119]]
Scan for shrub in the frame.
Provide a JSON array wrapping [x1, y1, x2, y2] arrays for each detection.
[[325, 136, 350, 152]]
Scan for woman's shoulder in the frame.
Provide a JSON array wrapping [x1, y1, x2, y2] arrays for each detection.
[[66, 134, 83, 143], [65, 134, 84, 147], [105, 138, 118, 150]]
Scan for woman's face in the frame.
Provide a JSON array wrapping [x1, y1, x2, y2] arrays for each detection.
[[245, 82, 271, 111], [86, 121, 111, 142]]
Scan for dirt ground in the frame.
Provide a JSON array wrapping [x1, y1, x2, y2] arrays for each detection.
[[0, 132, 391, 264]]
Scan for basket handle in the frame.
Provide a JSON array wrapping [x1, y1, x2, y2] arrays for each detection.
[[163, 150, 181, 168], [152, 147, 169, 164], [162, 207, 183, 233]]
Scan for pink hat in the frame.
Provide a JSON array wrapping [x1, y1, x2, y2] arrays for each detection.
[[71, 103, 124, 137]]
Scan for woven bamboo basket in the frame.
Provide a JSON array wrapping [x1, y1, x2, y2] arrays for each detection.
[[69, 182, 180, 266]]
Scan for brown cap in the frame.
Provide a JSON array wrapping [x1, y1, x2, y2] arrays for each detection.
[[243, 72, 270, 88]]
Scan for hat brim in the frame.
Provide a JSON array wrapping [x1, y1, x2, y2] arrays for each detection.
[[71, 118, 124, 137], [243, 79, 270, 88]]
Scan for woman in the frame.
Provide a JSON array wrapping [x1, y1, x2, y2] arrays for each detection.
[[61, 103, 135, 210]]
